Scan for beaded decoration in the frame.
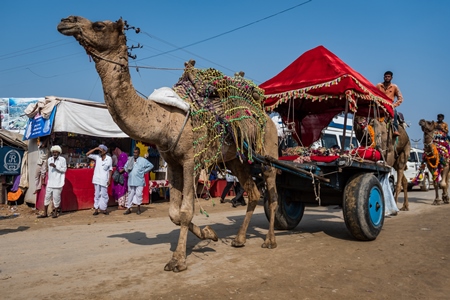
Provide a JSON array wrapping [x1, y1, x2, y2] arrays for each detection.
[[173, 61, 267, 176]]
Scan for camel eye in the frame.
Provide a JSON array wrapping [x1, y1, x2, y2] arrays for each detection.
[[92, 22, 105, 31]]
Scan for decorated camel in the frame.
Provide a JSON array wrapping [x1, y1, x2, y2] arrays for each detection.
[[418, 119, 450, 205], [57, 16, 280, 272], [354, 115, 411, 211]]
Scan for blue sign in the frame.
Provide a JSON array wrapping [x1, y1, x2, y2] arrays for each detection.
[[0, 146, 24, 175], [23, 106, 57, 140]]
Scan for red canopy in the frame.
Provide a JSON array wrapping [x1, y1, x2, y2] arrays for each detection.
[[260, 45, 394, 146]]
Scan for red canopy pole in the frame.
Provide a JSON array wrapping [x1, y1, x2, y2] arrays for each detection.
[[341, 97, 349, 149]]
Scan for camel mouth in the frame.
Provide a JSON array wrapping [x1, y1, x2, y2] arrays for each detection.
[[57, 23, 78, 36], [57, 16, 83, 36]]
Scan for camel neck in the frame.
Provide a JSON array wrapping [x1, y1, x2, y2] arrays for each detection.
[[93, 57, 165, 143]]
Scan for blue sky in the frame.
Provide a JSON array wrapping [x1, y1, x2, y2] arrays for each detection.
[[1, 0, 449, 145]]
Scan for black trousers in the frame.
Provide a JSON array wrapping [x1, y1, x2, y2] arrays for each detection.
[[220, 181, 235, 199], [231, 182, 245, 204]]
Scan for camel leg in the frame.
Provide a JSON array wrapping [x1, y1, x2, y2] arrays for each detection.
[[432, 180, 442, 205], [260, 166, 278, 249], [399, 173, 409, 211], [229, 161, 278, 249], [440, 166, 449, 204], [164, 164, 195, 272], [164, 163, 217, 272]]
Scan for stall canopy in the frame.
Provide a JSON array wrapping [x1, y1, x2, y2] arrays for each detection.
[[25, 97, 128, 138], [260, 45, 394, 147]]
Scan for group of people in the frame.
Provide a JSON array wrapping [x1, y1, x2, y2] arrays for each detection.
[[37, 143, 153, 218]]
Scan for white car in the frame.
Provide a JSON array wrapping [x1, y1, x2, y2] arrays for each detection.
[[391, 147, 431, 191]]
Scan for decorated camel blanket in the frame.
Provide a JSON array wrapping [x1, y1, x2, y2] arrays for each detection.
[[172, 62, 267, 175]]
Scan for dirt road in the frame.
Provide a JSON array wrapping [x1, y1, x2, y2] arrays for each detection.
[[1, 190, 449, 300]]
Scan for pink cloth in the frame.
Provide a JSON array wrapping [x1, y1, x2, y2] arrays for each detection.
[[112, 152, 128, 199]]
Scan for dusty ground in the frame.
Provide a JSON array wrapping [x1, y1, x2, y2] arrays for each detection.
[[1, 190, 449, 300]]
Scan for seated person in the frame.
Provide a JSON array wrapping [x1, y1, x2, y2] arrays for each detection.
[[435, 114, 448, 135]]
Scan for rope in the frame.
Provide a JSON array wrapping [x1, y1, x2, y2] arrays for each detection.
[[158, 108, 191, 153], [310, 169, 321, 205]]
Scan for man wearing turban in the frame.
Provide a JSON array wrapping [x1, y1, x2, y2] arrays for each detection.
[[37, 145, 67, 218]]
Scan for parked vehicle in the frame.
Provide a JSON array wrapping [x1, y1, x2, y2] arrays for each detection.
[[391, 148, 430, 191], [311, 115, 359, 150]]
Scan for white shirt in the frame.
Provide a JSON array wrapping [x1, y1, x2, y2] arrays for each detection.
[[88, 154, 113, 187], [46, 156, 67, 188], [225, 170, 237, 183]]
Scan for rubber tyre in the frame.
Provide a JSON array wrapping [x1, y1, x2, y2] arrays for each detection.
[[420, 176, 430, 191], [264, 187, 305, 230], [343, 173, 385, 241]]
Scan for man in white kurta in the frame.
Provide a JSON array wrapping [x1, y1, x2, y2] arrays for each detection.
[[87, 144, 113, 215], [123, 147, 153, 215], [37, 145, 67, 218]]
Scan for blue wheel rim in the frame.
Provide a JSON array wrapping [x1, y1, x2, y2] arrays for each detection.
[[368, 186, 383, 226], [283, 191, 303, 220]]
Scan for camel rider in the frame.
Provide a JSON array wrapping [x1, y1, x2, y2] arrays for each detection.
[[435, 114, 449, 141], [376, 71, 403, 136]]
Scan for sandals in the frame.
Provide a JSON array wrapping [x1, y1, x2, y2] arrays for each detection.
[[51, 209, 60, 218]]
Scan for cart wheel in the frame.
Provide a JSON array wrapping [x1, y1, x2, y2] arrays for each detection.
[[343, 173, 384, 241], [264, 188, 305, 230], [420, 176, 430, 191]]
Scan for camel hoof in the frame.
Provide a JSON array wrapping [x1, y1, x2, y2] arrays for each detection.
[[432, 200, 442, 206], [231, 240, 245, 248], [164, 258, 187, 272], [261, 242, 277, 249], [203, 225, 218, 241], [399, 207, 409, 211]]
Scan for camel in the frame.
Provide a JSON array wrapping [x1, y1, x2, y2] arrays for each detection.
[[418, 119, 450, 205], [354, 115, 411, 210], [57, 16, 279, 272]]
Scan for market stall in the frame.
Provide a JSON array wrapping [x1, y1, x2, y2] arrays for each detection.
[[24, 97, 150, 211], [0, 129, 27, 205]]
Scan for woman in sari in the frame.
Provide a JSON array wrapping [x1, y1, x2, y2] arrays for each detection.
[[110, 143, 128, 209]]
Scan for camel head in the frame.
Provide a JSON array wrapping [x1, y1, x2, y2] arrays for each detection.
[[419, 119, 435, 133], [57, 16, 126, 58]]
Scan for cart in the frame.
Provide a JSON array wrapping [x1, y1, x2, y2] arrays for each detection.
[[256, 46, 396, 241]]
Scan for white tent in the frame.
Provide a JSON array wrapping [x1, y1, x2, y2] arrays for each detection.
[[24, 96, 128, 138], [24, 96, 129, 204]]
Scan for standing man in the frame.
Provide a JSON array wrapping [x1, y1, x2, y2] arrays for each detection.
[[37, 145, 67, 219], [376, 71, 403, 136], [34, 136, 49, 194], [230, 176, 246, 208], [123, 147, 153, 215], [220, 169, 236, 204], [87, 144, 113, 216]]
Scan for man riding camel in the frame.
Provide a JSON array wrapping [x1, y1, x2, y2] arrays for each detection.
[[434, 113, 449, 142], [376, 71, 403, 136]]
